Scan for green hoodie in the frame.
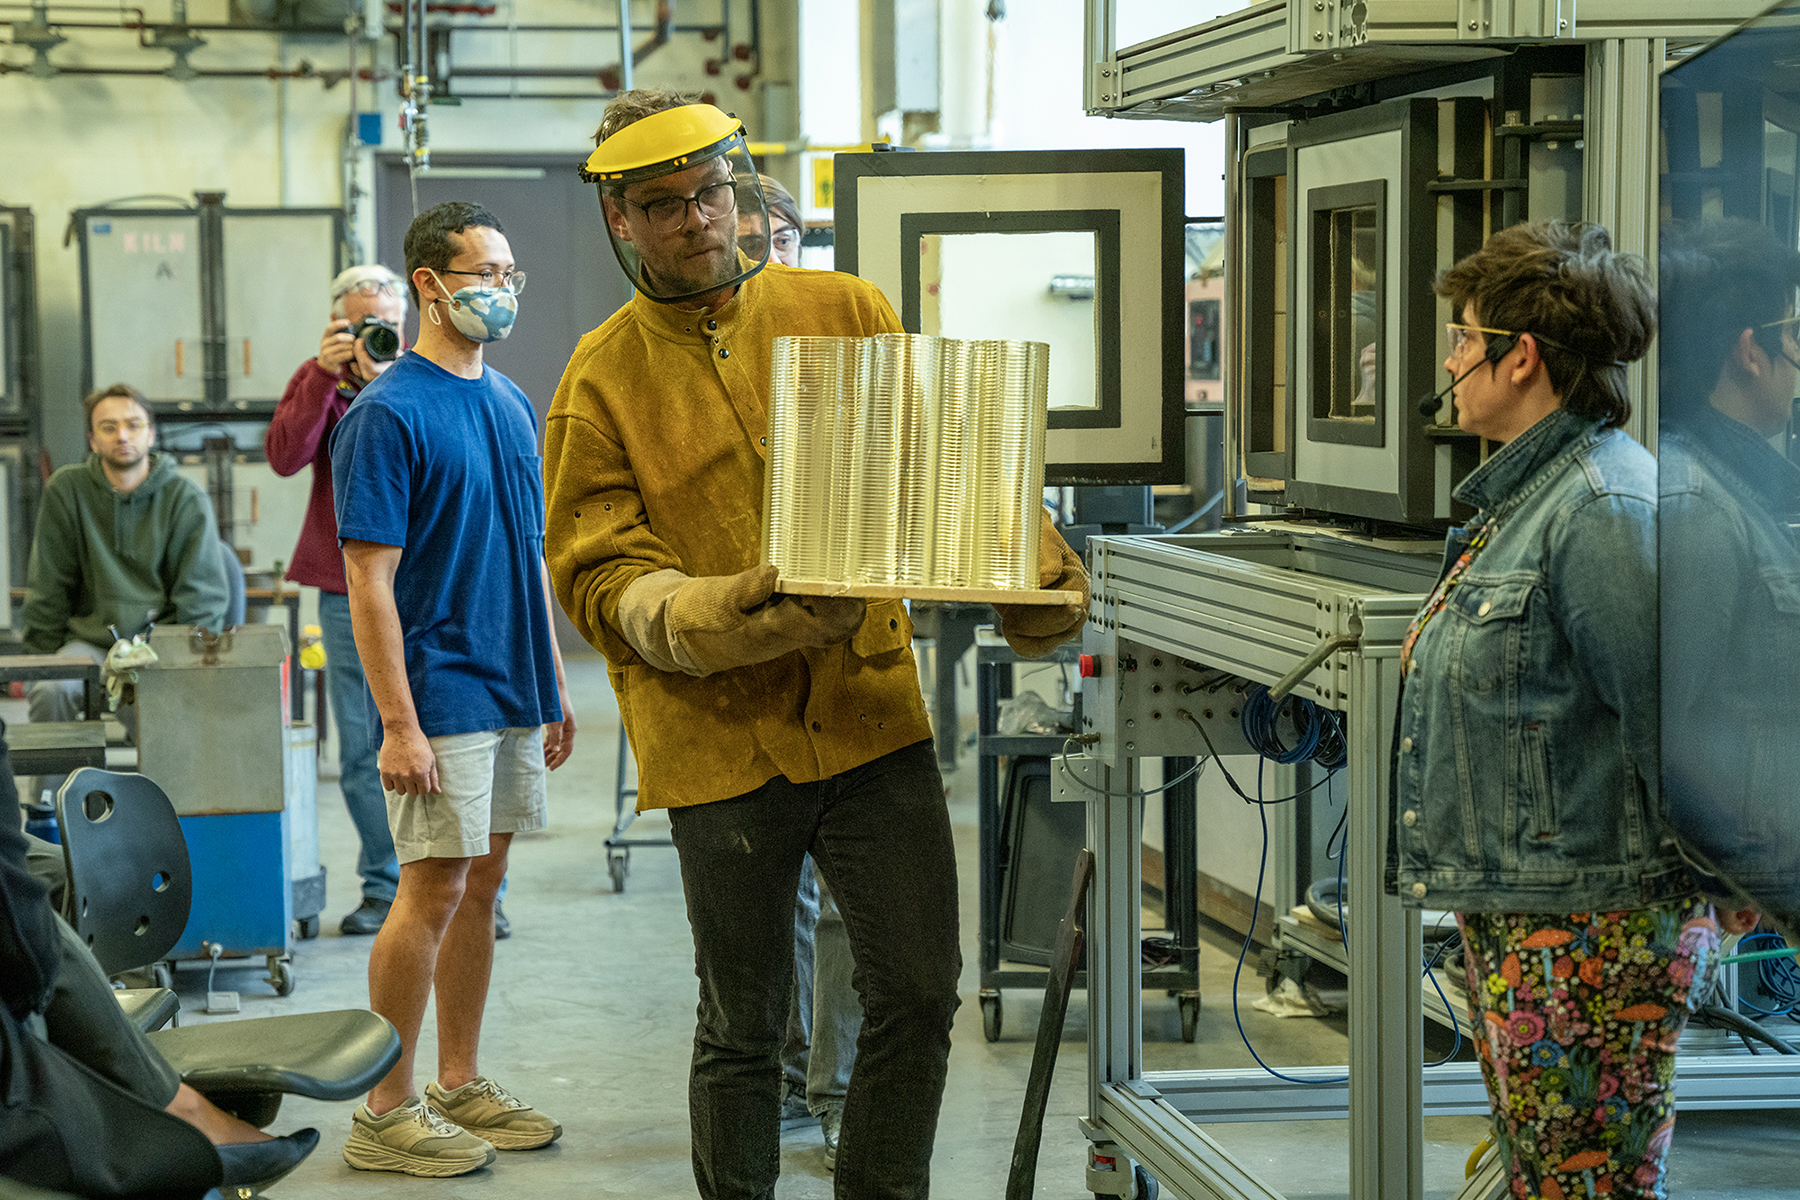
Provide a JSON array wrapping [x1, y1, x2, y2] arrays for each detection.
[[23, 451, 229, 654]]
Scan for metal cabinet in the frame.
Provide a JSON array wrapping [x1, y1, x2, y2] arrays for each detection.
[[75, 194, 342, 420]]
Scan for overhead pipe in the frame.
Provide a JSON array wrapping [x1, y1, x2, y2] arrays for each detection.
[[0, 57, 389, 80], [4, 0, 722, 90], [614, 0, 631, 90], [0, 1, 717, 36], [596, 0, 674, 92]]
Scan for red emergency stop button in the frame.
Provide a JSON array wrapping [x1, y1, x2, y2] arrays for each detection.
[[1079, 654, 1097, 678]]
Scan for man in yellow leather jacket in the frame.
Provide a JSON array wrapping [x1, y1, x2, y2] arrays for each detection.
[[544, 90, 1086, 1200]]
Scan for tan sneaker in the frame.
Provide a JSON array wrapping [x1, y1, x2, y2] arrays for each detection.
[[343, 1096, 496, 1177], [426, 1077, 562, 1150]]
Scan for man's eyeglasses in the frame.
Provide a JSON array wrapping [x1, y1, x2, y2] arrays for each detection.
[[95, 419, 149, 436], [1758, 313, 1800, 372], [441, 268, 527, 294], [340, 279, 406, 301], [625, 181, 737, 233]]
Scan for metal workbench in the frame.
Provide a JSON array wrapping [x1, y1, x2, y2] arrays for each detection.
[[1075, 530, 1800, 1200]]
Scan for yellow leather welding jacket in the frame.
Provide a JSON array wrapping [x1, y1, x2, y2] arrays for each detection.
[[544, 265, 933, 810]]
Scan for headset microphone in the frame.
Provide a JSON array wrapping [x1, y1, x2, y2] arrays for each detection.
[[1416, 334, 1518, 419]]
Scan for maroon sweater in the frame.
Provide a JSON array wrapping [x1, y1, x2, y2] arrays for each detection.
[[266, 358, 360, 593]]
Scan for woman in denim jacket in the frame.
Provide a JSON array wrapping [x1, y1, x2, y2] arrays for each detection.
[[1392, 222, 1714, 1200]]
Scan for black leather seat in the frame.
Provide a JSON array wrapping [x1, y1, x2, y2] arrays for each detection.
[[149, 1010, 403, 1128], [57, 768, 401, 1126]]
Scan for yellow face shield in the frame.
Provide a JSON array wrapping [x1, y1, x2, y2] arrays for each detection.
[[580, 104, 771, 305]]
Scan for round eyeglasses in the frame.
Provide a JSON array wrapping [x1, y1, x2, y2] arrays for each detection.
[[738, 226, 800, 262], [627, 181, 738, 234], [440, 268, 527, 294], [341, 279, 406, 300]]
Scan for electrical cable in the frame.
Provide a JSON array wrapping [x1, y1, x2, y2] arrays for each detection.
[[1698, 1003, 1800, 1055], [1734, 929, 1800, 1017], [1227, 759, 1348, 1085], [1210, 700, 1463, 1077], [1422, 929, 1464, 1067], [1177, 712, 1339, 806], [1055, 738, 1209, 800]]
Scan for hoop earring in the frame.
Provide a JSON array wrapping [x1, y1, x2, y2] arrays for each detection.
[[427, 302, 443, 327]]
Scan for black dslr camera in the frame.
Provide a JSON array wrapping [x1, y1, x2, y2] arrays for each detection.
[[349, 316, 401, 362]]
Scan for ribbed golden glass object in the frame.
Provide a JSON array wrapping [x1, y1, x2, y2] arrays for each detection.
[[764, 333, 1049, 593]]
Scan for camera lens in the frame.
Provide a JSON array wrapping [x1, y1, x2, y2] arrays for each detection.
[[356, 318, 400, 362]]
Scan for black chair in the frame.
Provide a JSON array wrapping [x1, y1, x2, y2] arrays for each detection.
[[56, 769, 190, 1031], [57, 767, 401, 1127], [58, 771, 193, 979]]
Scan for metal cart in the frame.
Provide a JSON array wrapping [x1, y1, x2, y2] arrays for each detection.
[[604, 723, 668, 893], [975, 628, 1201, 1044]]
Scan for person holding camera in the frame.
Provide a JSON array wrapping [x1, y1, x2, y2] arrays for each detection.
[[267, 263, 408, 938]]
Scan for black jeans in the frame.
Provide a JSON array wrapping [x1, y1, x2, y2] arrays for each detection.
[[668, 739, 961, 1200]]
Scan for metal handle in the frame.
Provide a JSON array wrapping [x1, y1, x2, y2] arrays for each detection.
[[1268, 630, 1360, 702]]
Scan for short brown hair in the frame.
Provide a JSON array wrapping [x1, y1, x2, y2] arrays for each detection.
[[83, 383, 151, 433], [1436, 221, 1656, 429], [593, 87, 703, 149]]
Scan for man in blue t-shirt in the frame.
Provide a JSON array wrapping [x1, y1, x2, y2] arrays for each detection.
[[330, 201, 577, 1178]]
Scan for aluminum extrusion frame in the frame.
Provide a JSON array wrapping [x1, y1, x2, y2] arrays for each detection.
[[1085, 1, 1766, 122], [1079, 530, 1800, 1200]]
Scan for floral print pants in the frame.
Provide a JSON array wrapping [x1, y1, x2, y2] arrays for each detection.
[[1457, 901, 1719, 1200]]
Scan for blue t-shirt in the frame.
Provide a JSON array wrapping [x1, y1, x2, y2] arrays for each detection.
[[330, 352, 560, 739]]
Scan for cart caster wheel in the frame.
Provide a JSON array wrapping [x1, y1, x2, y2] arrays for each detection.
[[267, 955, 295, 997], [296, 914, 321, 940], [607, 851, 629, 894], [979, 991, 1002, 1043], [1178, 993, 1200, 1043], [1134, 1164, 1160, 1200], [151, 962, 173, 991]]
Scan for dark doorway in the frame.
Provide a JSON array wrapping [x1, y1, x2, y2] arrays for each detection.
[[374, 152, 635, 432]]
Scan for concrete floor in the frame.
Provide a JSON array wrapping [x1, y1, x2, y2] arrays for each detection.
[[143, 652, 1798, 1199]]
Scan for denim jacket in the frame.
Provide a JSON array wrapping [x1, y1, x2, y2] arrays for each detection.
[[1660, 407, 1800, 927], [1390, 408, 1693, 913]]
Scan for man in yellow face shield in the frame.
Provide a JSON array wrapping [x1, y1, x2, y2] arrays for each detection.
[[544, 89, 1086, 1198]]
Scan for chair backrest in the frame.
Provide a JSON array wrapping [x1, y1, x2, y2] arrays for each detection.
[[56, 768, 192, 975]]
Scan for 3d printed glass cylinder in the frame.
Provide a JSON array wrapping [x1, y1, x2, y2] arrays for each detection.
[[763, 333, 1049, 594]]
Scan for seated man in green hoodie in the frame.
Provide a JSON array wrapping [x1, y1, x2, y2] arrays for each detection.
[[22, 383, 229, 735]]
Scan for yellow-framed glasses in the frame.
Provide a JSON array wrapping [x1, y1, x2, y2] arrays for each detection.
[[1445, 323, 1518, 361]]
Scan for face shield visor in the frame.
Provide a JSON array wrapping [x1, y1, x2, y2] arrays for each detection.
[[579, 104, 770, 305]]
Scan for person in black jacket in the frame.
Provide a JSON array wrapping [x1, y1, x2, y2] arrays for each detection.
[[0, 723, 317, 1197]]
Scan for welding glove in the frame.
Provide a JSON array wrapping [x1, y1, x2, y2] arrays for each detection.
[[993, 530, 1090, 659], [103, 635, 159, 712], [618, 564, 867, 677]]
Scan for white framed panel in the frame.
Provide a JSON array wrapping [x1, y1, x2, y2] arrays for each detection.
[[82, 213, 205, 404], [1281, 98, 1444, 526], [1291, 128, 1406, 498], [836, 148, 1188, 485], [222, 213, 342, 407]]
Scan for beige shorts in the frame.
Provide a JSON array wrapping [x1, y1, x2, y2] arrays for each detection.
[[385, 727, 548, 864]]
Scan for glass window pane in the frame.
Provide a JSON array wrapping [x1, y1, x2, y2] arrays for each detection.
[[1314, 204, 1380, 424]]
